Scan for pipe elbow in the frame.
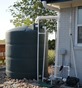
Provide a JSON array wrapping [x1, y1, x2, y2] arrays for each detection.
[[41, 0, 60, 11], [42, 1, 47, 8]]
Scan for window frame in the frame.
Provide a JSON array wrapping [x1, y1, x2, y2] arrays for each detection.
[[75, 7, 82, 46]]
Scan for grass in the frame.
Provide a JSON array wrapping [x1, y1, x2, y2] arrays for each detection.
[[0, 59, 5, 66], [48, 50, 55, 66]]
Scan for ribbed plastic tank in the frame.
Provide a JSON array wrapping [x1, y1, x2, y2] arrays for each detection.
[[6, 26, 48, 79]]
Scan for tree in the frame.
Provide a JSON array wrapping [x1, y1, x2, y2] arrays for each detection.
[[48, 39, 55, 50], [9, 0, 57, 32]]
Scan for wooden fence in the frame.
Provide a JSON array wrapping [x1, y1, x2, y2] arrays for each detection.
[[0, 45, 5, 65]]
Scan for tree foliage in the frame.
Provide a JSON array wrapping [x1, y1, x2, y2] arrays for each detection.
[[9, 0, 57, 32], [48, 39, 55, 50]]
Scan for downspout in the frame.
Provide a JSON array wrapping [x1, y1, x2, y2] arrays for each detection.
[[41, 1, 60, 11], [69, 6, 77, 77], [41, 0, 60, 80], [35, 16, 58, 81]]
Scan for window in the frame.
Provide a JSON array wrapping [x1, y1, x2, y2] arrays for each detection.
[[76, 7, 82, 45]]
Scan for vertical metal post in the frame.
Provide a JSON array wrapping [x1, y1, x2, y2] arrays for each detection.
[[37, 20, 40, 81], [69, 7, 77, 77], [42, 27, 46, 82], [54, 15, 59, 79]]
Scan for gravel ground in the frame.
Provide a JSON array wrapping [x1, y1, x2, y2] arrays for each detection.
[[0, 66, 81, 88], [0, 66, 51, 88], [0, 66, 61, 88]]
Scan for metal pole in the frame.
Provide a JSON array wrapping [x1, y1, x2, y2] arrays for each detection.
[[42, 27, 46, 82], [69, 7, 77, 77], [54, 13, 60, 79], [37, 20, 40, 81], [71, 36, 77, 77]]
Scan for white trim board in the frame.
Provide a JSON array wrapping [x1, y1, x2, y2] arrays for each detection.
[[75, 7, 82, 46]]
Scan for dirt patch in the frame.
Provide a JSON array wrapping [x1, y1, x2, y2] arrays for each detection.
[[48, 66, 54, 75]]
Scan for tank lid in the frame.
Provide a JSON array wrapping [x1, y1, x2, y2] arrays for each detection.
[[7, 26, 33, 33]]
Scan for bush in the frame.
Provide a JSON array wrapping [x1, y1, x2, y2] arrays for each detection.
[[48, 50, 55, 66]]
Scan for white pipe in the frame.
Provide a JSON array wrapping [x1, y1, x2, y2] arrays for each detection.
[[68, 66, 70, 76], [69, 7, 77, 77], [35, 16, 58, 81], [37, 20, 40, 81], [42, 27, 46, 82], [54, 12, 60, 79], [42, 1, 60, 11], [35, 16, 58, 23], [71, 36, 77, 77], [54, 65, 70, 78]]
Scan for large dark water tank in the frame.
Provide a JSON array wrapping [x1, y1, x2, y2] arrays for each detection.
[[6, 26, 48, 79]]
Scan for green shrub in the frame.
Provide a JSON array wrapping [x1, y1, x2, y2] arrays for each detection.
[[48, 50, 55, 66]]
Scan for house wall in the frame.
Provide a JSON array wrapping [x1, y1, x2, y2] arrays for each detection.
[[55, 7, 82, 83]]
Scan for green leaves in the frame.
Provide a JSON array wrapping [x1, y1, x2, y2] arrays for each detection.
[[23, 18, 33, 26], [9, 0, 57, 32]]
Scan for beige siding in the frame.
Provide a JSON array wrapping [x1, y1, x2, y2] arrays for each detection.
[[56, 7, 82, 84]]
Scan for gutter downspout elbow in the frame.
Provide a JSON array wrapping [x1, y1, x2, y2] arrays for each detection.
[[42, 1, 60, 11]]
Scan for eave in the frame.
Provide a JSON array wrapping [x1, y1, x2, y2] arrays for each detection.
[[47, 0, 82, 9]]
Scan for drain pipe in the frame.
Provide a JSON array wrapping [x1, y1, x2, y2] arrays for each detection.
[[35, 16, 58, 82], [41, 0, 60, 11], [69, 6, 77, 77]]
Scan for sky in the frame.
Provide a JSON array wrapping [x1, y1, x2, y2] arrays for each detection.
[[0, 0, 55, 40], [0, 0, 17, 40]]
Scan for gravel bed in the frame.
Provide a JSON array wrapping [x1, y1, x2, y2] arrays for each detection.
[[3, 79, 41, 88], [0, 66, 48, 88], [0, 66, 81, 88]]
